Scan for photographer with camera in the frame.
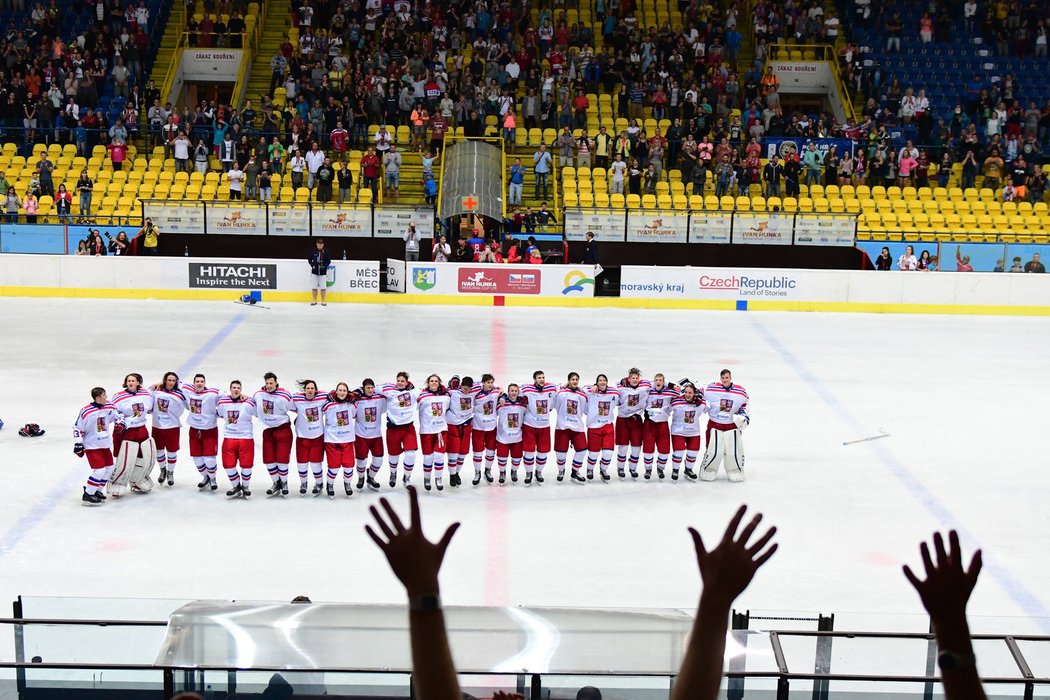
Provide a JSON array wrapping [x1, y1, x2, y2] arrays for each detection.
[[137, 218, 160, 256], [107, 231, 131, 256]]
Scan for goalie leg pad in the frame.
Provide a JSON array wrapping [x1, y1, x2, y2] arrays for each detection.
[[107, 442, 136, 496], [725, 430, 745, 482], [130, 438, 157, 493], [699, 431, 722, 481]]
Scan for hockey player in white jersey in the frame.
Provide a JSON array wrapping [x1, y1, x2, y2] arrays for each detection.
[[73, 388, 124, 505], [445, 375, 479, 488], [470, 374, 500, 485], [585, 375, 618, 482], [520, 371, 557, 483], [642, 374, 679, 479], [381, 372, 422, 487], [183, 374, 221, 490], [495, 384, 527, 485], [292, 380, 329, 495], [322, 383, 357, 498], [150, 371, 187, 487], [253, 372, 296, 497], [699, 369, 749, 481], [417, 375, 452, 492], [553, 372, 589, 484], [615, 368, 651, 478], [218, 380, 256, 498], [669, 383, 706, 480], [353, 379, 386, 491], [110, 373, 157, 496]]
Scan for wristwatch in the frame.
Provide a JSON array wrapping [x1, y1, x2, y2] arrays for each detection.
[[409, 593, 442, 612], [937, 650, 976, 672]]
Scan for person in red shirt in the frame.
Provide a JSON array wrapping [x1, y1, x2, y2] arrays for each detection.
[[107, 139, 129, 170], [330, 121, 349, 162], [573, 91, 589, 128], [429, 114, 448, 153], [359, 145, 381, 196]]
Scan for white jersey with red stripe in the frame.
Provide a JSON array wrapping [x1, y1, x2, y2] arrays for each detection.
[[496, 398, 527, 443], [616, 379, 652, 418], [471, 387, 501, 431], [151, 388, 188, 429], [74, 402, 122, 450], [292, 393, 329, 439], [251, 388, 294, 428], [521, 383, 558, 428], [354, 392, 386, 439], [670, 397, 707, 437], [446, 381, 481, 426], [554, 387, 588, 432], [182, 384, 220, 430], [704, 382, 749, 427], [381, 383, 421, 426], [645, 386, 680, 423], [417, 391, 452, 434], [111, 389, 154, 429], [322, 399, 357, 443], [585, 387, 619, 428], [217, 397, 255, 439]]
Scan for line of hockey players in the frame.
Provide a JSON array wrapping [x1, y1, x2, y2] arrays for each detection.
[[73, 368, 749, 506]]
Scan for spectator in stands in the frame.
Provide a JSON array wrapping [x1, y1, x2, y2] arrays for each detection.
[[898, 245, 918, 271], [383, 146, 402, 204], [75, 240, 89, 256], [424, 174, 438, 205], [982, 149, 1005, 192], [403, 222, 420, 262], [918, 250, 934, 271], [432, 235, 451, 262], [875, 247, 893, 270], [107, 138, 128, 171], [289, 150, 307, 191], [194, 139, 211, 176], [316, 159, 335, 203], [508, 159, 525, 206], [533, 144, 553, 199], [258, 166, 273, 203], [763, 156, 782, 198], [55, 184, 72, 224], [87, 230, 106, 256], [76, 170, 93, 221], [1025, 254, 1046, 273], [337, 163, 353, 204], [227, 164, 244, 201], [4, 187, 19, 223], [23, 191, 38, 223], [803, 144, 822, 187]]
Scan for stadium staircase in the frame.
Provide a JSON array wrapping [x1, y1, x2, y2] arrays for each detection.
[[244, 11, 291, 107], [149, 1, 186, 96]]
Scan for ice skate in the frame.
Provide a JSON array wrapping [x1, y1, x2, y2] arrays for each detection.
[[389, 471, 398, 488], [484, 468, 493, 483], [657, 467, 665, 479], [312, 483, 323, 496], [210, 478, 218, 491], [424, 477, 432, 492], [402, 473, 411, 485], [436, 476, 443, 491], [511, 469, 518, 483], [525, 473, 533, 485], [327, 483, 335, 499], [159, 467, 168, 484], [600, 469, 611, 482], [672, 469, 680, 481], [166, 472, 174, 486], [344, 482, 353, 497], [198, 476, 211, 489], [356, 474, 365, 490], [367, 474, 381, 491], [226, 484, 243, 499], [644, 469, 652, 480], [82, 489, 102, 506], [557, 468, 565, 482], [587, 468, 594, 480], [535, 471, 544, 484], [266, 480, 282, 497], [499, 470, 506, 485], [571, 471, 586, 484], [617, 467, 625, 479], [472, 471, 482, 486], [300, 483, 308, 495], [683, 468, 697, 481], [629, 469, 638, 479]]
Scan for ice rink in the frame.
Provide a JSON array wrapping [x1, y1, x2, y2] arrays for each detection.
[[2, 298, 1050, 633]]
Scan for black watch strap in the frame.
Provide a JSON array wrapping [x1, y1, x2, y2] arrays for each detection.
[[409, 593, 442, 612]]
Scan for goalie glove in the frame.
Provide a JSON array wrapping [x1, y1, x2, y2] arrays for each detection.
[[113, 421, 127, 435], [677, 377, 692, 389], [733, 413, 750, 431], [74, 442, 86, 458]]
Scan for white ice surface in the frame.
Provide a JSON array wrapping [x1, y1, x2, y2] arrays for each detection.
[[1, 298, 1049, 637]]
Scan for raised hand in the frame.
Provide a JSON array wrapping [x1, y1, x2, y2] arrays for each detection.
[[689, 505, 778, 607], [365, 486, 461, 596], [903, 531, 982, 622]]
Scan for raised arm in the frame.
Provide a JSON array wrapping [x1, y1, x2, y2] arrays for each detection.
[[903, 531, 986, 700], [671, 505, 778, 700], [366, 486, 461, 700]]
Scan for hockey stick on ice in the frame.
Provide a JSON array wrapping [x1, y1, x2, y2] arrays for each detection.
[[233, 300, 272, 309], [842, 428, 890, 446]]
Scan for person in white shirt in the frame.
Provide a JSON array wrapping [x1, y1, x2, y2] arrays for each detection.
[[897, 244, 918, 270], [610, 154, 628, 194], [304, 143, 325, 189], [432, 234, 451, 262], [290, 152, 307, 189], [403, 221, 420, 261], [227, 165, 244, 200], [172, 132, 191, 173]]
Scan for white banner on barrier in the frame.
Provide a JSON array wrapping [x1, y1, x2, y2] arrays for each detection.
[[374, 208, 435, 238], [620, 266, 841, 301], [268, 206, 311, 236], [387, 258, 406, 293], [405, 262, 596, 297], [688, 212, 732, 243], [627, 212, 689, 243], [205, 204, 267, 235], [143, 202, 205, 234], [793, 215, 855, 246], [182, 49, 244, 81], [564, 208, 625, 241], [311, 206, 371, 237], [732, 213, 793, 245]]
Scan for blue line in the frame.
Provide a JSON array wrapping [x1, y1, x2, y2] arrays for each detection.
[[747, 315, 1050, 628], [0, 309, 249, 562]]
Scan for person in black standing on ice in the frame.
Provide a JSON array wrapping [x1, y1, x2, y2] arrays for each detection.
[[309, 238, 332, 306]]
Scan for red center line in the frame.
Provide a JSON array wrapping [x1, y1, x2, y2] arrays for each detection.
[[484, 310, 509, 607]]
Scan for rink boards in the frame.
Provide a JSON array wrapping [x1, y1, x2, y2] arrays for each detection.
[[0, 254, 1049, 315]]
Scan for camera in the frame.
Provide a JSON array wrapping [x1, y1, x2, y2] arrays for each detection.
[[104, 231, 112, 239]]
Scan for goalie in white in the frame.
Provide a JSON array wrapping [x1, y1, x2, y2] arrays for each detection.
[[109, 373, 158, 496], [699, 369, 749, 482]]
